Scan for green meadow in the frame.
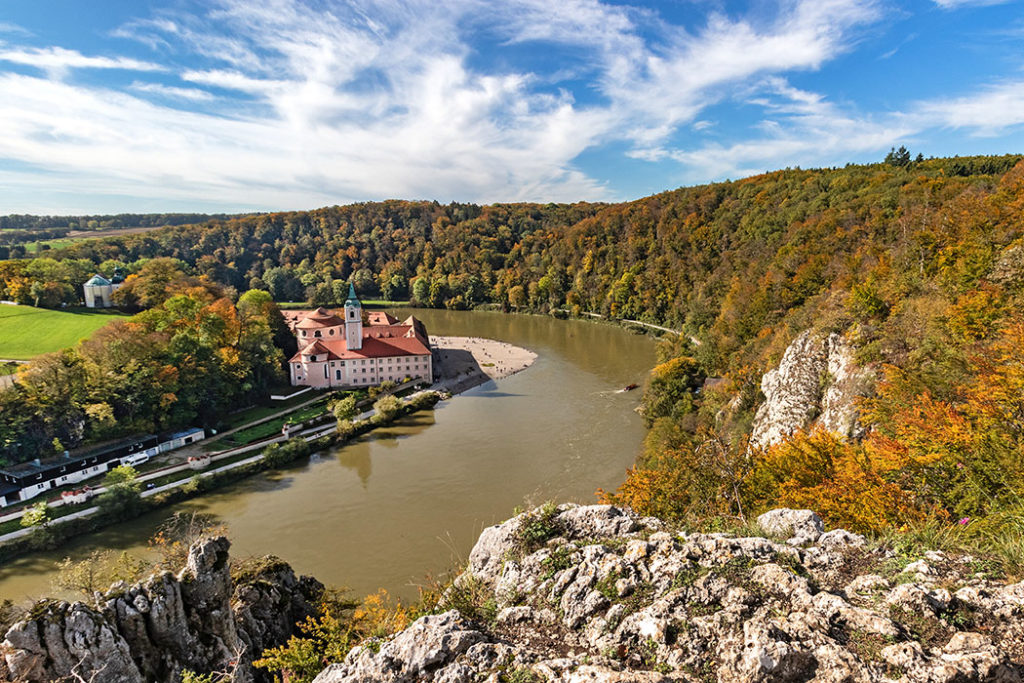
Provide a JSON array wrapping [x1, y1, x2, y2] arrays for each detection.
[[0, 305, 128, 360]]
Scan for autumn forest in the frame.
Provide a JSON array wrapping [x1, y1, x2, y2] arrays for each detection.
[[2, 153, 1024, 553]]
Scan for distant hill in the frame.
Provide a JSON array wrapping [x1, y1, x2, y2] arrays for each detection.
[[0, 212, 260, 257], [0, 212, 255, 232]]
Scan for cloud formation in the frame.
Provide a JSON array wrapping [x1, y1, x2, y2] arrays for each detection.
[[0, 47, 164, 73], [932, 0, 1016, 8], [0, 0, 1023, 212]]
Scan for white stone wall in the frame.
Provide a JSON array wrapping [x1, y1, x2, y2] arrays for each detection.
[[291, 353, 432, 389], [84, 284, 111, 308]]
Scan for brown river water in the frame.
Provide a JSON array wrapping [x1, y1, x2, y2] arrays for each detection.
[[0, 309, 657, 603]]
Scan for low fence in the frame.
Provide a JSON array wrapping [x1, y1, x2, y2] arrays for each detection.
[[270, 385, 313, 401]]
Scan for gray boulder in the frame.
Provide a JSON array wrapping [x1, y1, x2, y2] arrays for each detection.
[[313, 504, 1024, 682], [756, 507, 825, 545]]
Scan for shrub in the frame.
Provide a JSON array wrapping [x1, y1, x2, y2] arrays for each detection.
[[20, 501, 50, 529], [372, 395, 401, 423], [54, 550, 148, 602], [513, 503, 560, 556], [254, 588, 411, 683], [96, 465, 142, 517], [262, 437, 310, 468]]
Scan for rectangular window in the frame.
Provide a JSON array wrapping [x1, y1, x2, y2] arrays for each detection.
[[336, 370, 342, 380]]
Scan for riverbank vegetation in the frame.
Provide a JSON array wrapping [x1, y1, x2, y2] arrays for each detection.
[[3, 153, 1024, 549]]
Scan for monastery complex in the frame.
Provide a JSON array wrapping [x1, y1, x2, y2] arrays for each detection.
[[283, 285, 433, 389]]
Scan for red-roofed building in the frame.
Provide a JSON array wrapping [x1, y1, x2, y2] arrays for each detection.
[[287, 285, 433, 388]]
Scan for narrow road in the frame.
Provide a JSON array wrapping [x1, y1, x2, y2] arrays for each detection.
[[620, 319, 681, 335]]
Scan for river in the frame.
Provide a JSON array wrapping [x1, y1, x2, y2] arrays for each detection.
[[0, 309, 657, 603]]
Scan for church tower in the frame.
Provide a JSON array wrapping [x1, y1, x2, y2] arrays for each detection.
[[344, 283, 363, 350]]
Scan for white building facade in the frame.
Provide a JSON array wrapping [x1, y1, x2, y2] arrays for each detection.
[[83, 268, 125, 308], [286, 285, 433, 389]]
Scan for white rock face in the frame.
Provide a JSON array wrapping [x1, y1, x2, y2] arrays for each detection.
[[750, 331, 873, 450], [755, 508, 825, 545], [0, 537, 322, 683], [314, 505, 1024, 683]]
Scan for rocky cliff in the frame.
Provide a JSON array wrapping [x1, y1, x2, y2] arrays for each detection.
[[0, 537, 322, 683], [749, 331, 874, 450], [315, 505, 1024, 683]]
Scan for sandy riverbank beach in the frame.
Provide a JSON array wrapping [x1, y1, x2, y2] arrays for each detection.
[[431, 335, 537, 394]]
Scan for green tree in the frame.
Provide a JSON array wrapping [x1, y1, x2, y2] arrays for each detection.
[[96, 465, 143, 516], [411, 277, 429, 305], [884, 145, 912, 167], [262, 438, 310, 468], [640, 356, 703, 427], [331, 395, 358, 426], [373, 395, 401, 423], [20, 501, 51, 529]]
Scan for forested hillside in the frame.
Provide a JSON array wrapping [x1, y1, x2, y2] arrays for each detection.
[[1, 155, 1018, 374], [3, 154, 1024, 546]]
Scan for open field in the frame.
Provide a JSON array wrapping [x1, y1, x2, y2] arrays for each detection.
[[65, 225, 168, 239], [23, 238, 77, 253], [0, 305, 128, 360], [15, 225, 170, 253]]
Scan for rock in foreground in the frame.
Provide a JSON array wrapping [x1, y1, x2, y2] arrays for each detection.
[[0, 537, 322, 683], [317, 505, 1024, 683]]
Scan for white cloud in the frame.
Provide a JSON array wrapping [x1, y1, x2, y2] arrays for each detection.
[[0, 47, 164, 73], [0, 22, 31, 36], [180, 69, 287, 95], [128, 81, 216, 101], [7, 0, 1002, 212], [921, 80, 1024, 133], [646, 70, 1024, 185], [932, 0, 1016, 8]]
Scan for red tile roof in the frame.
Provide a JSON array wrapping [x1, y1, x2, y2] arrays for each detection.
[[367, 311, 398, 325], [289, 322, 430, 362], [294, 307, 343, 329]]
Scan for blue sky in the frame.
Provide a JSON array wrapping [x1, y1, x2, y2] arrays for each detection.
[[1, 0, 1023, 214]]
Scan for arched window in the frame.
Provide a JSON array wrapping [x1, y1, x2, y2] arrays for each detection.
[[314, 330, 322, 337]]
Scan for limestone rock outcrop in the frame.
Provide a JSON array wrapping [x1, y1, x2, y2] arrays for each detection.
[[750, 331, 874, 450], [0, 537, 322, 683], [315, 504, 1024, 683]]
